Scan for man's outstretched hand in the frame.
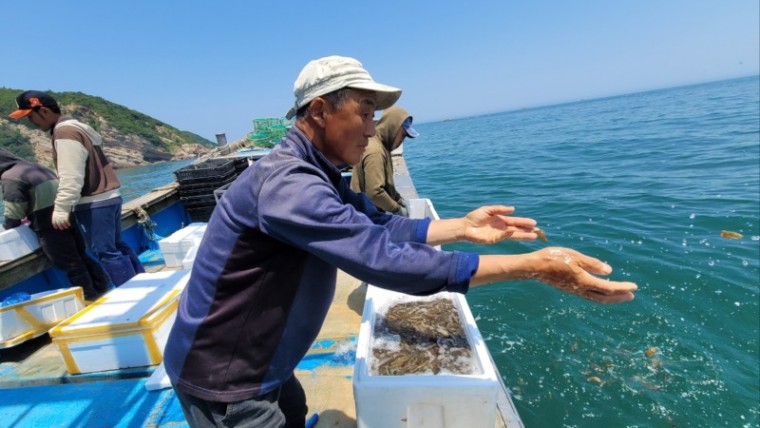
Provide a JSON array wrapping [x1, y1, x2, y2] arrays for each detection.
[[463, 205, 539, 244], [525, 247, 637, 303]]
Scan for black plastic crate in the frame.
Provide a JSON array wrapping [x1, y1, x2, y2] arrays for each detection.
[[180, 194, 217, 209], [174, 158, 236, 183], [179, 174, 237, 197], [176, 168, 237, 187], [186, 206, 215, 222], [233, 157, 250, 174], [213, 181, 234, 203]]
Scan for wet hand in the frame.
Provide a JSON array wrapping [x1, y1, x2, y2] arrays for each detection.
[[527, 247, 637, 303], [463, 205, 538, 244]]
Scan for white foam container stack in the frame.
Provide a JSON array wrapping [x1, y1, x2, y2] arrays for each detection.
[[49, 270, 191, 374], [0, 224, 41, 261], [157, 223, 207, 267], [352, 198, 499, 428], [0, 287, 85, 349]]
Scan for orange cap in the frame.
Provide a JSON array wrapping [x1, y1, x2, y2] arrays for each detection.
[[8, 91, 58, 119]]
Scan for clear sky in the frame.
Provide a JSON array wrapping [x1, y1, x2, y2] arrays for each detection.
[[1, 1, 758, 142]]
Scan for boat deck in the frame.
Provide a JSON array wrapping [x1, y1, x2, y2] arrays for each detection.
[[0, 266, 365, 427]]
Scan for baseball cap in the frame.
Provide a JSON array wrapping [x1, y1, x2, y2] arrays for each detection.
[[286, 56, 401, 120], [8, 90, 59, 119], [402, 117, 419, 138]]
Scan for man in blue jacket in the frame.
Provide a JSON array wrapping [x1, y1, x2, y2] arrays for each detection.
[[165, 55, 637, 428]]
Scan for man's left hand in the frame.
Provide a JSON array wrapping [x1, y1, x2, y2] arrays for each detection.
[[52, 209, 71, 230], [463, 205, 538, 244]]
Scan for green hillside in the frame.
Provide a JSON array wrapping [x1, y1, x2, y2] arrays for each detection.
[[0, 87, 214, 164], [0, 125, 34, 161]]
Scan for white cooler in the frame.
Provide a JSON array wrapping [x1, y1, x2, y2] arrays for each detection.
[[0, 287, 85, 349], [158, 223, 207, 267], [49, 270, 191, 374], [353, 286, 499, 428], [0, 224, 41, 261]]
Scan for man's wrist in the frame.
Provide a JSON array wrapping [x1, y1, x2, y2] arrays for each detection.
[[457, 218, 468, 241], [53, 204, 71, 213]]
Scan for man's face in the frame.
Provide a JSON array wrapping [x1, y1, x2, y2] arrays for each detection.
[[26, 108, 54, 132], [391, 126, 407, 151], [321, 89, 377, 166]]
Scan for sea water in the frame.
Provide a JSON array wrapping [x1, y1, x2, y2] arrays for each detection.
[[403, 75, 759, 427]]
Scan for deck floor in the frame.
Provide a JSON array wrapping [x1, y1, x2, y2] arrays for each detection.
[[296, 272, 366, 426], [0, 269, 368, 427]]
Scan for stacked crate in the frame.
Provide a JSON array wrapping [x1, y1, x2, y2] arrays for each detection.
[[232, 156, 250, 175], [174, 158, 237, 222]]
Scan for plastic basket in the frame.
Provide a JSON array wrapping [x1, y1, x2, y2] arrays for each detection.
[[178, 174, 237, 197], [174, 158, 236, 183], [213, 182, 234, 203], [233, 157, 250, 173], [175, 168, 237, 187], [186, 206, 215, 222], [180, 194, 217, 209]]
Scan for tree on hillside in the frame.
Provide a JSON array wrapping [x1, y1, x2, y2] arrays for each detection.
[[0, 127, 35, 161]]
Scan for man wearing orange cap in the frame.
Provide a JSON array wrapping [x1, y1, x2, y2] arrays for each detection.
[[8, 91, 143, 287]]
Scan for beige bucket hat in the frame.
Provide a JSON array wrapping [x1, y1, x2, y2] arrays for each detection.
[[286, 56, 402, 119]]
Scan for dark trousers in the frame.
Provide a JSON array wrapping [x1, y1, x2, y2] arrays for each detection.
[[31, 208, 110, 298], [74, 197, 144, 286], [174, 375, 308, 428]]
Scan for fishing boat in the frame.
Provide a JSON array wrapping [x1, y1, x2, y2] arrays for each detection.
[[0, 145, 524, 427]]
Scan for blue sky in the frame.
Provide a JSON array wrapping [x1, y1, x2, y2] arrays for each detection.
[[1, 1, 758, 142]]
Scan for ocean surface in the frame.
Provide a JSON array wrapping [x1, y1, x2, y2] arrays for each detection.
[[91, 76, 760, 427], [404, 75, 760, 428]]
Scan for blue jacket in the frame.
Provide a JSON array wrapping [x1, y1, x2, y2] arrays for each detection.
[[164, 126, 479, 402]]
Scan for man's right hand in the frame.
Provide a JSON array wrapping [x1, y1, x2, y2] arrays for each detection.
[[472, 248, 638, 304], [522, 247, 637, 303], [52, 209, 71, 230]]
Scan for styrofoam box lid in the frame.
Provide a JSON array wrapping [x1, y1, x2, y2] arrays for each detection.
[[158, 223, 207, 252], [55, 270, 191, 331], [0, 224, 40, 254]]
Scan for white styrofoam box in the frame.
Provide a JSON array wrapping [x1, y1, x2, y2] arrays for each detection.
[[49, 270, 191, 374], [158, 223, 207, 267], [163, 252, 184, 269], [181, 238, 201, 270], [0, 224, 41, 261], [354, 286, 499, 428], [145, 361, 172, 391], [0, 287, 85, 349]]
